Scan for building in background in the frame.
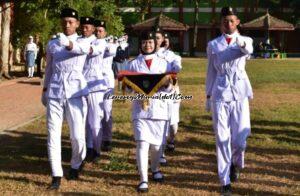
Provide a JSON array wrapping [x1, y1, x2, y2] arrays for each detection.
[[115, 0, 299, 56]]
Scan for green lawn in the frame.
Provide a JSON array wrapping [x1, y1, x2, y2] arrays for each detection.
[[0, 58, 299, 195]]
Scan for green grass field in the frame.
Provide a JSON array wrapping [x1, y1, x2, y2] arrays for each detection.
[[0, 58, 299, 195]]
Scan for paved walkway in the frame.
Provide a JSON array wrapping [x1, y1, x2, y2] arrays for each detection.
[[0, 77, 45, 131]]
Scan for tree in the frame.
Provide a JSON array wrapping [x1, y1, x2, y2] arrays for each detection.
[[93, 0, 124, 36], [192, 0, 200, 56], [12, 0, 125, 54], [132, 0, 157, 21], [0, 2, 12, 79]]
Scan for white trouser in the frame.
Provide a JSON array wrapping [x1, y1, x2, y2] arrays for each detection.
[[28, 67, 34, 77], [47, 97, 87, 177], [169, 101, 180, 142], [169, 123, 178, 143], [212, 98, 251, 186], [102, 88, 114, 142], [86, 91, 105, 153], [136, 141, 162, 182]]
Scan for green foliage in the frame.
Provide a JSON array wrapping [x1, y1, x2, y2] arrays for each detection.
[[12, 0, 125, 48], [93, 0, 124, 36], [103, 151, 134, 171]]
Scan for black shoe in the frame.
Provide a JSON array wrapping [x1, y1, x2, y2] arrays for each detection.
[[85, 148, 96, 162], [152, 171, 164, 183], [48, 177, 61, 190], [230, 164, 240, 182], [221, 184, 232, 196], [79, 161, 85, 172], [68, 168, 79, 180], [93, 153, 101, 164], [166, 141, 175, 152], [137, 181, 148, 193], [101, 141, 112, 152]]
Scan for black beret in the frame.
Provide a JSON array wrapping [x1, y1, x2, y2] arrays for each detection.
[[152, 26, 164, 34], [60, 8, 78, 19], [221, 6, 237, 17], [94, 20, 106, 28], [140, 31, 155, 40], [80, 17, 95, 25]]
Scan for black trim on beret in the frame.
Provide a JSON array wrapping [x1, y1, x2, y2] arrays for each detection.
[[140, 31, 155, 40], [221, 6, 237, 17], [94, 20, 106, 28], [152, 26, 164, 34], [80, 17, 95, 25], [60, 8, 78, 19]]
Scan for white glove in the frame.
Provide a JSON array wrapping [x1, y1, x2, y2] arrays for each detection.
[[41, 91, 47, 107], [236, 37, 246, 48], [58, 33, 70, 47], [205, 98, 211, 112]]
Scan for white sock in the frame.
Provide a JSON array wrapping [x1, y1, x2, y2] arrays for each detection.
[[93, 127, 102, 154], [169, 123, 178, 142], [150, 144, 162, 172], [27, 68, 31, 77], [31, 67, 34, 77], [136, 141, 150, 182]]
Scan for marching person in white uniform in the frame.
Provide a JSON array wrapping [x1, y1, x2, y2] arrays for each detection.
[[155, 29, 182, 165], [42, 8, 92, 190], [99, 23, 117, 152], [205, 7, 253, 195], [157, 33, 182, 152], [125, 31, 181, 193], [80, 18, 108, 163]]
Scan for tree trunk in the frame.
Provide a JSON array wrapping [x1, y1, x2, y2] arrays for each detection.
[[193, 0, 199, 56], [1, 2, 12, 79], [0, 5, 2, 67]]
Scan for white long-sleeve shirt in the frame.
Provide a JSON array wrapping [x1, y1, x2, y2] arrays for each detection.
[[205, 31, 253, 102], [44, 33, 91, 99], [24, 42, 37, 59]]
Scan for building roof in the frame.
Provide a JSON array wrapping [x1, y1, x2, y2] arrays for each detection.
[[131, 13, 189, 31], [242, 12, 294, 31]]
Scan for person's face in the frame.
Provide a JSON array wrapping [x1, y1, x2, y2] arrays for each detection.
[[61, 17, 79, 36], [95, 27, 107, 39], [221, 15, 240, 34], [164, 38, 170, 49], [81, 24, 95, 37], [155, 33, 164, 48], [141, 39, 155, 54]]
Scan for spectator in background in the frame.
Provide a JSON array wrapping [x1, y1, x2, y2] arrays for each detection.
[[24, 35, 37, 78], [34, 34, 44, 78], [113, 35, 129, 91]]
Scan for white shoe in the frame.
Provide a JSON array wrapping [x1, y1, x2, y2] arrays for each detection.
[[137, 181, 148, 192]]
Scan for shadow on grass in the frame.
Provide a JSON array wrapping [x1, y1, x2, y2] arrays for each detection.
[[60, 192, 100, 196], [234, 186, 284, 195], [252, 127, 300, 139], [0, 114, 299, 195], [251, 119, 300, 129], [111, 130, 136, 153], [0, 129, 73, 176], [17, 80, 41, 86], [0, 175, 49, 187], [175, 136, 215, 151], [246, 158, 300, 180]]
